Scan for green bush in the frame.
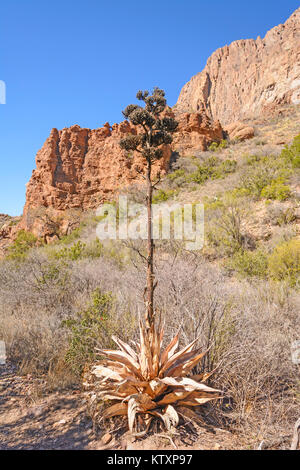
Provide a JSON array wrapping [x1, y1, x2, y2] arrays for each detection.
[[268, 239, 300, 286], [7, 230, 37, 260], [152, 189, 176, 204], [208, 139, 228, 151], [240, 156, 291, 200], [281, 134, 300, 168], [54, 239, 103, 261], [55, 240, 86, 261], [63, 289, 114, 375], [229, 249, 268, 278], [206, 198, 249, 256], [260, 178, 291, 201], [84, 238, 103, 258], [189, 156, 237, 185], [208, 142, 219, 152], [167, 169, 185, 181], [33, 258, 71, 294], [59, 227, 82, 244]]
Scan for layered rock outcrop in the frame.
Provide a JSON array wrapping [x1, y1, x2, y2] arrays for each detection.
[[172, 112, 223, 155], [176, 8, 300, 124], [21, 111, 223, 238], [0, 215, 21, 256]]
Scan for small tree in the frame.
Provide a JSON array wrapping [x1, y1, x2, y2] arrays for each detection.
[[119, 88, 178, 330]]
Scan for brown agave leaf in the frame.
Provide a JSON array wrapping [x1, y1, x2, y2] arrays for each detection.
[[139, 321, 154, 379], [94, 359, 137, 378], [192, 369, 216, 383], [164, 404, 179, 428], [128, 396, 140, 433], [120, 377, 150, 390], [164, 347, 207, 377], [111, 335, 138, 362], [177, 396, 221, 407], [131, 415, 154, 438], [159, 376, 220, 393], [159, 322, 165, 346], [157, 390, 194, 406], [148, 379, 168, 398], [180, 351, 212, 376], [99, 349, 143, 380], [151, 326, 161, 378], [102, 402, 128, 419], [128, 394, 157, 432], [160, 329, 180, 367], [96, 392, 132, 401], [92, 364, 124, 382], [159, 336, 200, 377], [150, 405, 179, 430]]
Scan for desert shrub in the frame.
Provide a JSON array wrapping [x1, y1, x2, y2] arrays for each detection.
[[83, 238, 103, 258], [6, 230, 37, 260], [281, 133, 300, 168], [55, 240, 87, 261], [208, 141, 219, 152], [260, 178, 291, 201], [228, 249, 268, 278], [206, 197, 253, 256], [240, 166, 274, 198], [0, 247, 299, 437], [0, 306, 70, 377], [152, 189, 176, 204], [59, 226, 82, 244], [268, 238, 300, 286], [208, 139, 228, 151], [167, 168, 185, 181], [63, 289, 115, 375], [188, 156, 237, 185], [240, 163, 291, 200], [203, 197, 224, 211], [50, 239, 103, 261], [266, 204, 296, 226], [240, 149, 295, 202]]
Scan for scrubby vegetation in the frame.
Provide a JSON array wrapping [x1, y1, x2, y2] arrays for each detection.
[[63, 289, 116, 375], [0, 245, 299, 441], [7, 229, 38, 259], [0, 114, 299, 446], [268, 238, 300, 287]]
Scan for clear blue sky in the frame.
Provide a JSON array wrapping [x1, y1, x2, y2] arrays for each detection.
[[0, 0, 299, 215]]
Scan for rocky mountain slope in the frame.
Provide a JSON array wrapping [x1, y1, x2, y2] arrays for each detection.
[[176, 8, 300, 124]]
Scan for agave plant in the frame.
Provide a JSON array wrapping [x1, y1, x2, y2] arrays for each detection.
[[84, 319, 221, 436]]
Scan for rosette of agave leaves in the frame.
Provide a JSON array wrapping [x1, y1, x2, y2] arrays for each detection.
[[83, 319, 222, 436]]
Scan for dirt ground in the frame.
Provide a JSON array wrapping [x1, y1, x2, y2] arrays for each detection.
[[0, 362, 247, 451]]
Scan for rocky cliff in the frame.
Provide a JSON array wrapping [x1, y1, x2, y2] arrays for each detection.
[[20, 111, 223, 239], [176, 8, 300, 124]]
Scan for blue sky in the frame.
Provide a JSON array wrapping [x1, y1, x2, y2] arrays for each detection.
[[0, 0, 299, 215]]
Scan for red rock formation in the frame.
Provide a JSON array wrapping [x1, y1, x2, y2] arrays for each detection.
[[176, 8, 300, 124], [172, 112, 223, 155], [0, 215, 21, 256], [21, 111, 223, 238], [224, 122, 255, 142]]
